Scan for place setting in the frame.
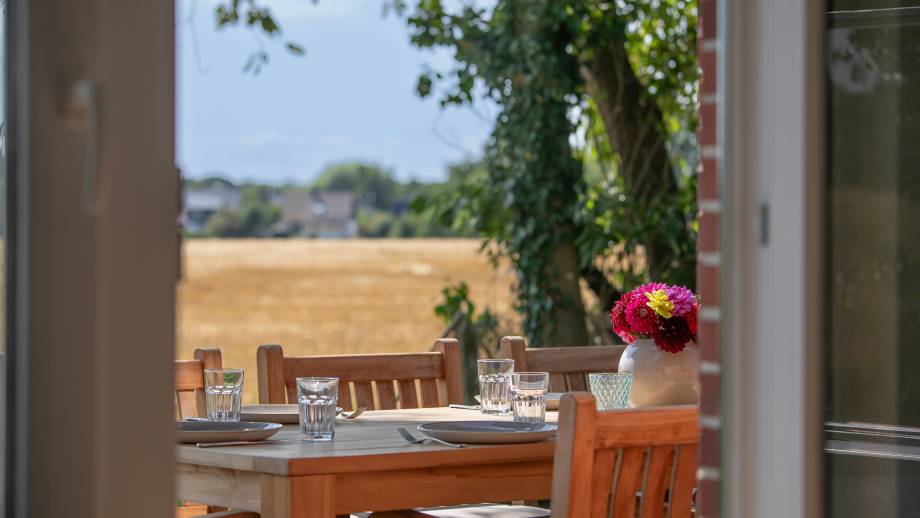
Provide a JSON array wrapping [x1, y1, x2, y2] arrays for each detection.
[[177, 370, 361, 447], [407, 359, 558, 448]]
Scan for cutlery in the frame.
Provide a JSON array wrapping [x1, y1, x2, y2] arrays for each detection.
[[195, 438, 300, 448], [448, 404, 481, 411], [339, 406, 367, 419], [397, 426, 464, 448], [183, 417, 209, 422]]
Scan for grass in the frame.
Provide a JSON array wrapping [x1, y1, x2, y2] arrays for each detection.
[[176, 238, 517, 402]]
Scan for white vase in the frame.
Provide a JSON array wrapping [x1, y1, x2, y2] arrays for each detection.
[[617, 338, 700, 407]]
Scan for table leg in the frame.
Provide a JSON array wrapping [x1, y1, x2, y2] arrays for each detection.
[[261, 473, 336, 518]]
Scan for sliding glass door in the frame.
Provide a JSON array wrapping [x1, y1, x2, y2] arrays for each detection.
[[825, 3, 920, 517]]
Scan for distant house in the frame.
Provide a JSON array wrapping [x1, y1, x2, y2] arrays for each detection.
[[277, 191, 358, 238], [181, 184, 241, 233]]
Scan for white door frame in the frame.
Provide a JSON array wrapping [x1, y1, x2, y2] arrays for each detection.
[[7, 0, 178, 516], [721, 1, 825, 517]]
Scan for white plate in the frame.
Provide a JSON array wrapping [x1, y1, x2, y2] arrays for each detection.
[[176, 421, 282, 443], [417, 421, 557, 444], [241, 404, 348, 424]]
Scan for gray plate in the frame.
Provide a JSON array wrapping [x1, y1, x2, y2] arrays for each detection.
[[241, 404, 347, 424], [176, 421, 282, 443], [241, 404, 300, 424], [418, 421, 557, 444]]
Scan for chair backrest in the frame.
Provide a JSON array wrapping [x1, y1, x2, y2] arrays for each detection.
[[174, 348, 223, 419], [550, 393, 699, 518], [500, 336, 626, 392], [256, 339, 463, 410]]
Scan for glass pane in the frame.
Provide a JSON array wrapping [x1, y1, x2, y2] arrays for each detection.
[[826, 5, 920, 428], [826, 4, 920, 517]]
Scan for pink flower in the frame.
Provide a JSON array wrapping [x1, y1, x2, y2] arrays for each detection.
[[625, 290, 660, 336], [654, 316, 693, 353], [610, 297, 635, 343], [665, 285, 696, 316], [687, 302, 699, 338]]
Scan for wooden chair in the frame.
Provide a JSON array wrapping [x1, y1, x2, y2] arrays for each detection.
[[256, 339, 463, 410], [175, 348, 223, 420], [550, 394, 699, 517], [500, 336, 626, 392], [175, 348, 260, 518], [411, 393, 699, 518]]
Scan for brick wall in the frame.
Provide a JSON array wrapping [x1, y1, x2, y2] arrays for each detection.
[[696, 0, 721, 517]]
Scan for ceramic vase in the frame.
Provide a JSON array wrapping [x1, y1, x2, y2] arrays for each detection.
[[617, 338, 700, 407]]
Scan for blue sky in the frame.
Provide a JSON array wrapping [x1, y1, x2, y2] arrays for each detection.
[[176, 0, 493, 184]]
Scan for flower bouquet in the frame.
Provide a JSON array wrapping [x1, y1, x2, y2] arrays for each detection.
[[611, 283, 701, 407]]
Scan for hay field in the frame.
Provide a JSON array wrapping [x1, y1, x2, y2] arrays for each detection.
[[176, 238, 517, 402]]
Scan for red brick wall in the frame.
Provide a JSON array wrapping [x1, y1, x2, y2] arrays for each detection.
[[696, 0, 721, 517]]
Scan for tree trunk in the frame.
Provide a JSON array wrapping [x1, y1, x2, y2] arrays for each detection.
[[547, 240, 590, 346], [579, 34, 679, 279]]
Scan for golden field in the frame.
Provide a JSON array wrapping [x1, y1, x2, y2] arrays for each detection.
[[176, 238, 517, 402]]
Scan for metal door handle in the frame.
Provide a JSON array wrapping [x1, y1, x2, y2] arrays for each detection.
[[65, 79, 101, 214]]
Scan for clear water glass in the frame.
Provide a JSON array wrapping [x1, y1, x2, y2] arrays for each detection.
[[511, 372, 549, 424], [588, 372, 633, 410], [204, 368, 245, 421], [478, 358, 514, 415], [297, 377, 339, 441]]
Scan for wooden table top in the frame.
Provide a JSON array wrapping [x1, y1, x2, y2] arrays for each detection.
[[176, 407, 559, 477]]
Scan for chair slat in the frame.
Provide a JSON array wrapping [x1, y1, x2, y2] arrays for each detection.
[[566, 373, 587, 391], [525, 345, 625, 373], [419, 378, 440, 408], [640, 446, 675, 518], [611, 446, 645, 518], [176, 390, 200, 420], [338, 382, 354, 411], [282, 353, 444, 386], [549, 373, 568, 393], [589, 449, 618, 517], [354, 381, 376, 409], [175, 360, 205, 391], [669, 444, 698, 518], [398, 379, 419, 409], [595, 406, 700, 447], [377, 380, 399, 410]]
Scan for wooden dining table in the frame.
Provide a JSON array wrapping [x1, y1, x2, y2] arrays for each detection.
[[176, 407, 558, 517]]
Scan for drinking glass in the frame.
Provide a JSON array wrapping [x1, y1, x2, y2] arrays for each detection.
[[297, 377, 339, 441], [204, 368, 245, 422], [477, 358, 514, 415], [511, 372, 549, 424], [588, 372, 633, 410]]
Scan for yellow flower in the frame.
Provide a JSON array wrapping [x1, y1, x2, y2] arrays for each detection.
[[645, 289, 675, 319]]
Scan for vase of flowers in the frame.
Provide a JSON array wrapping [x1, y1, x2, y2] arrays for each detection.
[[611, 283, 700, 407]]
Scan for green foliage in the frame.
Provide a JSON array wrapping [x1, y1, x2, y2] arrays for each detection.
[[400, 0, 700, 343], [214, 0, 312, 72], [434, 282, 504, 401], [403, 0, 592, 344]]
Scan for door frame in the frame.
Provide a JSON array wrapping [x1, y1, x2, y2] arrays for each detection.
[[5, 0, 179, 516], [721, 1, 825, 517]]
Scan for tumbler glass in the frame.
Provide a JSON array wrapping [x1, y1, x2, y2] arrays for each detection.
[[511, 372, 550, 424], [588, 372, 633, 410], [204, 368, 244, 422], [477, 359, 514, 415], [297, 377, 339, 441]]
